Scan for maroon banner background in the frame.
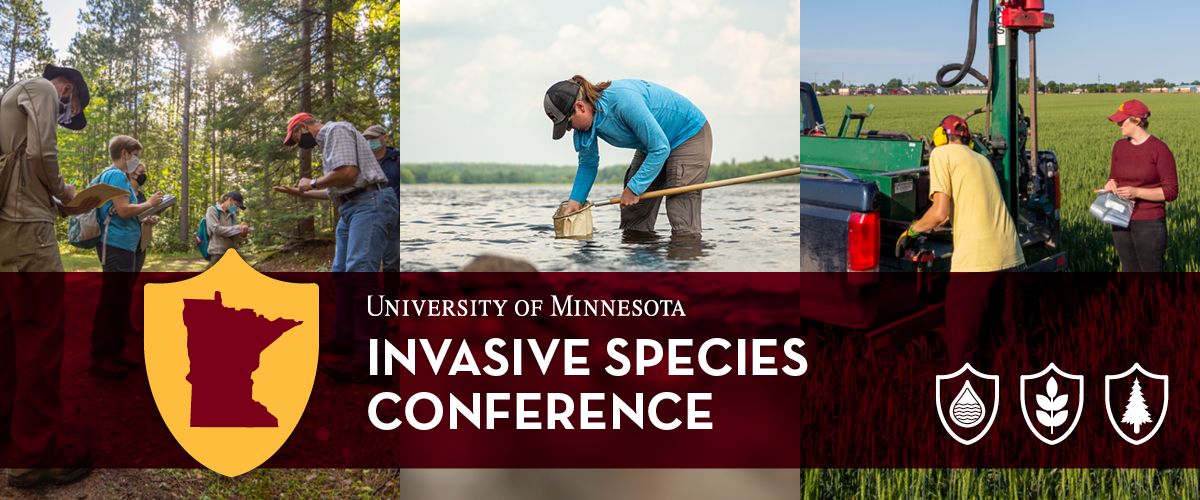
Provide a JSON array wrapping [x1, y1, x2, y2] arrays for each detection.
[[3, 272, 805, 468], [3, 272, 1195, 468]]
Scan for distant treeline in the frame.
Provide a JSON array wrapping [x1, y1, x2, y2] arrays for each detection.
[[400, 156, 801, 185]]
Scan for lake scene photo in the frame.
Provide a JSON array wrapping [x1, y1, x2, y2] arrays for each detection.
[[399, 182, 801, 272], [395, 159, 801, 272]]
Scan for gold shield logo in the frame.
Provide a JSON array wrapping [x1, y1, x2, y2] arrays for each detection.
[[145, 250, 318, 477]]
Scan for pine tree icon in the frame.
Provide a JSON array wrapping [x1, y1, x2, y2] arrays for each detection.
[[1121, 378, 1153, 434]]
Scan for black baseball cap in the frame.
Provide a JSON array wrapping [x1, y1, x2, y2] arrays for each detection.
[[223, 192, 245, 209], [544, 80, 580, 140], [42, 64, 90, 131]]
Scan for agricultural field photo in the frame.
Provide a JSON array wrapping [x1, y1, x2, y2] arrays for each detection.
[[813, 93, 1200, 272]]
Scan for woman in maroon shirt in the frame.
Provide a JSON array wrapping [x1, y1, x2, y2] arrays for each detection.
[[1102, 100, 1178, 272]]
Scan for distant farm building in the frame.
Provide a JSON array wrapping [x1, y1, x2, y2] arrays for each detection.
[[838, 88, 851, 96], [1172, 85, 1200, 93], [1147, 88, 1170, 93]]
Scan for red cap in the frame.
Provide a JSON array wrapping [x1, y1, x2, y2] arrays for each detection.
[[1109, 100, 1150, 123], [941, 115, 969, 137], [282, 112, 315, 146]]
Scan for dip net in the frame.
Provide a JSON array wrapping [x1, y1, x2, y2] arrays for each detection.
[[552, 201, 594, 238]]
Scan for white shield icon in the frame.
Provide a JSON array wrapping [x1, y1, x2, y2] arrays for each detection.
[[936, 363, 1000, 445], [1105, 363, 1168, 446], [1020, 363, 1084, 445]]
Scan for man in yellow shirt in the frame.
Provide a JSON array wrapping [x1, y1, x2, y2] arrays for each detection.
[[896, 116, 1024, 372]]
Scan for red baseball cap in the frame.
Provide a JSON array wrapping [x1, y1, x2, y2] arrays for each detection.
[[941, 115, 969, 137], [1109, 100, 1150, 123], [282, 112, 315, 146]]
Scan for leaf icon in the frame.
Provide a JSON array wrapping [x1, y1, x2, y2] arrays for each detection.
[[1047, 394, 1068, 412], [1034, 376, 1070, 435], [1036, 394, 1052, 409]]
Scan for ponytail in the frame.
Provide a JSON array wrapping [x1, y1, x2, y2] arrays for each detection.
[[571, 75, 612, 111]]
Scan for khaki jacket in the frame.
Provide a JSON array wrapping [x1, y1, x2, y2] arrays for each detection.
[[205, 205, 244, 256], [0, 78, 71, 223]]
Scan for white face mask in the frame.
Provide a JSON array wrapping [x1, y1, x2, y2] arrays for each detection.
[[126, 155, 141, 174]]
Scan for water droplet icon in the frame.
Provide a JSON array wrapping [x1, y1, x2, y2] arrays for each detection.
[[950, 381, 986, 428]]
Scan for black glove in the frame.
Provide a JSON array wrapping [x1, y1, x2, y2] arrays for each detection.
[[895, 224, 921, 258]]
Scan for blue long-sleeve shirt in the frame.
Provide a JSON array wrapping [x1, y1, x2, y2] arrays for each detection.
[[570, 80, 706, 202]]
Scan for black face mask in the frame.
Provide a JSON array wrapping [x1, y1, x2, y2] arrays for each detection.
[[298, 131, 318, 150], [135, 173, 148, 186]]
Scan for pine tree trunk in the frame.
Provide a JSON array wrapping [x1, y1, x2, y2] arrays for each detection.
[[7, 16, 18, 87], [179, 0, 195, 245], [298, 0, 315, 239], [133, 47, 140, 138], [210, 71, 216, 205], [323, 0, 337, 229], [323, 0, 333, 109]]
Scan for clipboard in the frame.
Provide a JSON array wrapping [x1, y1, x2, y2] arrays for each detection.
[[64, 183, 130, 207], [138, 194, 177, 221]]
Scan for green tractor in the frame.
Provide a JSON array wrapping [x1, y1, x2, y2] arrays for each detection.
[[797, 0, 1066, 349]]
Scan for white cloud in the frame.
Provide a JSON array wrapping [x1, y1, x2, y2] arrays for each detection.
[[786, 0, 799, 39], [704, 23, 800, 111], [400, 0, 798, 163], [400, 39, 445, 94]]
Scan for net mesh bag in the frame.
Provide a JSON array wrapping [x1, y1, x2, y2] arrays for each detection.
[[553, 201, 594, 238]]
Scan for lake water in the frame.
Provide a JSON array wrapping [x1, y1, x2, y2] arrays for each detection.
[[398, 184, 800, 272]]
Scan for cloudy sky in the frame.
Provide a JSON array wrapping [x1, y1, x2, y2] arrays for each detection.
[[801, 0, 1200, 87], [400, 0, 800, 166]]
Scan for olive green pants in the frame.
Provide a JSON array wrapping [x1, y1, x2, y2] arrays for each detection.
[[0, 221, 64, 272], [620, 121, 713, 234]]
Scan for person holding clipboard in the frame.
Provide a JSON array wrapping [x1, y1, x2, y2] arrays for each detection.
[[88, 135, 163, 379], [204, 192, 250, 267]]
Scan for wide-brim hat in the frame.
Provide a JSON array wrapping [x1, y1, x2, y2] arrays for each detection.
[[42, 64, 90, 131]]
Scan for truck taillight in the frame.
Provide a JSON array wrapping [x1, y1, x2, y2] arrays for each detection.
[[847, 212, 879, 272]]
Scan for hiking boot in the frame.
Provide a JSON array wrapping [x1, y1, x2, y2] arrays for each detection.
[[6, 444, 93, 488], [89, 356, 131, 379], [321, 357, 391, 386], [319, 339, 355, 356], [113, 352, 141, 369]]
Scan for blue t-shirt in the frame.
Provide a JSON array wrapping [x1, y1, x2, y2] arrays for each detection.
[[96, 166, 141, 252], [570, 79, 707, 201]]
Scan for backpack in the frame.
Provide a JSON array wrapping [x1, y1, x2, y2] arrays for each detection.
[[195, 205, 235, 261], [67, 168, 118, 259]]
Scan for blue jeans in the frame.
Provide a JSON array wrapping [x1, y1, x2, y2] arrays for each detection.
[[333, 188, 398, 273], [332, 188, 398, 362], [381, 197, 402, 301]]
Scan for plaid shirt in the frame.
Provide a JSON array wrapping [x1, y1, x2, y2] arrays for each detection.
[[315, 121, 388, 200]]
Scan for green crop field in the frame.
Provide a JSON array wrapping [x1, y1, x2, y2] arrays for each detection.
[[814, 94, 1200, 272], [805, 468, 1200, 499]]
